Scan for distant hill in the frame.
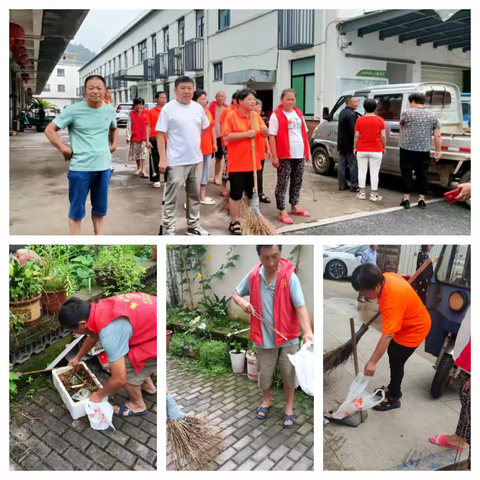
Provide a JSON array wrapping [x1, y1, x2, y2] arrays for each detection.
[[66, 43, 96, 63]]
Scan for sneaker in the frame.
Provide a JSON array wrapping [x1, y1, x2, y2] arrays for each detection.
[[351, 187, 360, 193], [186, 225, 210, 236], [165, 229, 175, 236], [400, 199, 410, 209], [153, 182, 161, 188], [357, 191, 366, 200], [370, 192, 382, 202], [418, 199, 426, 209]]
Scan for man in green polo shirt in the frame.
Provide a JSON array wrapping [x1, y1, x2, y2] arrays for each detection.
[[45, 75, 117, 235]]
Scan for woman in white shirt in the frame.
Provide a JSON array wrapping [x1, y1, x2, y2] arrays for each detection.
[[269, 89, 312, 224]]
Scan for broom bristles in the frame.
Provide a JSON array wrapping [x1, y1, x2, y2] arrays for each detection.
[[167, 416, 222, 471], [217, 193, 249, 217], [243, 208, 278, 235]]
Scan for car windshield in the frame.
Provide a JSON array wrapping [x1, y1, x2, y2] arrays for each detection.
[[435, 245, 470, 289]]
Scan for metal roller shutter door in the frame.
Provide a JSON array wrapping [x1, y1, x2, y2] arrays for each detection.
[[421, 66, 465, 91]]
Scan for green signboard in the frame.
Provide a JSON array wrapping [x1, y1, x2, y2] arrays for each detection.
[[356, 69, 387, 78]]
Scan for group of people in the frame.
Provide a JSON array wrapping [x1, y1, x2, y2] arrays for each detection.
[[337, 93, 442, 208]]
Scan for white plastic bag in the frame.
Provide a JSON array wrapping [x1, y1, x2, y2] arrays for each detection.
[[85, 401, 115, 430], [332, 373, 385, 419], [288, 340, 314, 396]]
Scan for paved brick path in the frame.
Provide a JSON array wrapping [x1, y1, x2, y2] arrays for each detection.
[[10, 366, 157, 471], [167, 355, 314, 471]]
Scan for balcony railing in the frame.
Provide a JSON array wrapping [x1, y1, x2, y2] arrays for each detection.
[[185, 38, 204, 72], [278, 10, 315, 51], [155, 53, 168, 79], [144, 58, 155, 82], [115, 71, 127, 88], [168, 47, 185, 77]]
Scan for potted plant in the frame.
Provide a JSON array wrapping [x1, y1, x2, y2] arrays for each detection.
[[246, 340, 258, 381], [229, 342, 246, 373], [43, 263, 70, 315], [9, 259, 44, 327]]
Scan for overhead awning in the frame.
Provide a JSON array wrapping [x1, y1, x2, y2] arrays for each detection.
[[338, 9, 470, 53], [115, 69, 143, 82], [224, 69, 276, 85]]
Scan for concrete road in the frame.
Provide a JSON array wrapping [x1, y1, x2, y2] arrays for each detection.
[[323, 277, 467, 471], [10, 127, 466, 235]]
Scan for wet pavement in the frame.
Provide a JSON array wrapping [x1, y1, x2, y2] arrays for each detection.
[[10, 127, 465, 235]]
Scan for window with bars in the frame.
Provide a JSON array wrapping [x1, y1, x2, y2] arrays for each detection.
[[196, 10, 205, 38], [57, 84, 66, 93], [291, 57, 315, 116], [178, 18, 185, 46], [213, 62, 222, 81], [139, 40, 147, 63], [152, 34, 157, 56], [57, 68, 65, 77], [164, 27, 169, 52], [218, 10, 230, 30]]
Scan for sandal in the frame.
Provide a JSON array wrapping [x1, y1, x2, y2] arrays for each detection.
[[259, 193, 271, 203], [256, 405, 270, 420], [200, 197, 216, 205], [229, 221, 242, 235], [290, 209, 311, 217], [372, 393, 401, 412], [278, 215, 294, 224], [113, 402, 148, 417], [283, 411, 295, 429], [429, 434, 465, 452]]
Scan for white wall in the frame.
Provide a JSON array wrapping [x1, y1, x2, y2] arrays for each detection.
[[397, 245, 444, 276], [181, 245, 314, 320], [38, 62, 82, 108]]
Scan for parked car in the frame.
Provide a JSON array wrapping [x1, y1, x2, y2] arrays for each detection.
[[323, 245, 369, 280], [311, 82, 471, 188], [115, 103, 133, 127]]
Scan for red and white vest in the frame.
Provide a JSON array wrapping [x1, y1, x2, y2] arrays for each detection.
[[248, 258, 300, 346], [87, 293, 157, 372]]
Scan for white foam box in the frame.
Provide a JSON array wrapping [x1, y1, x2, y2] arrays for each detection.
[[52, 361, 103, 420]]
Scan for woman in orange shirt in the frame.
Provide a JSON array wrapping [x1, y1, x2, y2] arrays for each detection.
[[193, 90, 217, 205], [351, 263, 431, 411]]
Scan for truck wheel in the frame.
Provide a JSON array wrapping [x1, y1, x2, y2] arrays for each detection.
[[430, 353, 454, 399], [312, 146, 334, 175], [325, 260, 347, 280]]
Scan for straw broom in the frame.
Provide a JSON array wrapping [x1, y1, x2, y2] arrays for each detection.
[[323, 259, 432, 375], [243, 111, 278, 236], [167, 393, 222, 471]]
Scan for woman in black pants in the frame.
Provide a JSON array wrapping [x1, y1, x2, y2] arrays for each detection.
[[351, 263, 431, 411]]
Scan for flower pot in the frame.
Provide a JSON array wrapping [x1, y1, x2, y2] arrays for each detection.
[[152, 246, 157, 261], [246, 351, 258, 381], [229, 349, 246, 373], [43, 290, 68, 315], [166, 330, 173, 350], [10, 293, 42, 327]]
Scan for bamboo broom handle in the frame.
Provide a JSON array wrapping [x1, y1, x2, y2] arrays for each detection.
[[250, 111, 258, 191], [363, 258, 432, 330]]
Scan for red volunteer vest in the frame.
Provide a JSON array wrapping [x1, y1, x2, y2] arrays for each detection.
[[455, 339, 471, 374], [248, 258, 300, 346], [274, 105, 310, 159], [130, 109, 148, 142], [208, 100, 228, 119], [87, 293, 157, 372]]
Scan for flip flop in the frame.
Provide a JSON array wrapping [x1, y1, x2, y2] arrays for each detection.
[[113, 402, 148, 417], [429, 434, 465, 451], [256, 405, 270, 420], [278, 215, 294, 224], [283, 411, 295, 429], [200, 197, 216, 205], [290, 210, 311, 217]]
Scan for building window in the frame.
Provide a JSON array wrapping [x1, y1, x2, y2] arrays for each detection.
[[118, 55, 122, 71], [57, 84, 66, 93], [57, 68, 65, 77], [196, 76, 204, 90], [139, 40, 148, 63], [213, 62, 222, 81], [164, 27, 169, 52], [124, 51, 128, 69], [152, 34, 157, 56], [196, 10, 205, 38], [219, 10, 230, 30], [43, 84, 50, 92], [178, 18, 185, 46], [291, 57, 315, 116], [131, 46, 135, 65]]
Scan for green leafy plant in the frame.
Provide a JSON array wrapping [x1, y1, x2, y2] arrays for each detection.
[[198, 341, 231, 373], [9, 259, 44, 302], [9, 365, 20, 399], [199, 294, 231, 328], [69, 254, 95, 292], [230, 342, 243, 353], [169, 333, 201, 358], [247, 339, 256, 355]]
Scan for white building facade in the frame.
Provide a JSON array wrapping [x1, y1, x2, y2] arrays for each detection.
[[78, 9, 470, 131], [37, 52, 85, 109]]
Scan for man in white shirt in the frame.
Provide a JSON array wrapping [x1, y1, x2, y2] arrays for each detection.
[[156, 76, 210, 235]]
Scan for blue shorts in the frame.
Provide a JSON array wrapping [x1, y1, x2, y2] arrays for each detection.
[[68, 169, 111, 221]]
